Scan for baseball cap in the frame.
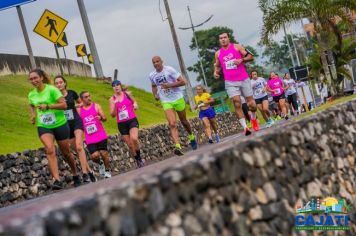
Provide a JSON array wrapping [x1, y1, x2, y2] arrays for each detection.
[[111, 80, 121, 87]]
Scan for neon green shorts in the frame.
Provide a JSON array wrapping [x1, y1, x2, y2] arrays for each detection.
[[162, 97, 186, 112]]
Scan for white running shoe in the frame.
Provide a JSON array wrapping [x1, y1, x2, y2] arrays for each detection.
[[104, 171, 112, 178]]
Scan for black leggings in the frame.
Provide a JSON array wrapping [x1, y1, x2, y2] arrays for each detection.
[[242, 103, 250, 122], [287, 93, 298, 111]]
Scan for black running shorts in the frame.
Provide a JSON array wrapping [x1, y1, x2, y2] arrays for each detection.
[[255, 95, 269, 105], [273, 93, 286, 103], [87, 139, 108, 154], [117, 118, 139, 136], [38, 123, 69, 141]]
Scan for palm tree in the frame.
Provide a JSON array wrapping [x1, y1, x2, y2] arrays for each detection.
[[259, 0, 356, 95]]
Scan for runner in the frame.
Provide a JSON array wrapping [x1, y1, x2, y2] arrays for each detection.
[[250, 70, 274, 127], [194, 85, 220, 143], [109, 80, 145, 168], [54, 76, 96, 183], [28, 69, 80, 190], [78, 91, 112, 178], [213, 32, 259, 135], [149, 56, 198, 156], [283, 73, 299, 116], [266, 72, 289, 120]]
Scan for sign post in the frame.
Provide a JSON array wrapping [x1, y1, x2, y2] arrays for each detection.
[[56, 32, 70, 75], [1, 1, 38, 69]]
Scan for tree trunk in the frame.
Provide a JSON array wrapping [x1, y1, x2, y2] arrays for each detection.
[[314, 22, 337, 96]]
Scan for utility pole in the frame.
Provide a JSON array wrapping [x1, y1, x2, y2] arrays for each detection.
[[77, 0, 104, 78], [291, 34, 301, 66], [16, 6, 37, 69], [163, 0, 195, 110], [283, 23, 297, 79], [179, 6, 212, 87]]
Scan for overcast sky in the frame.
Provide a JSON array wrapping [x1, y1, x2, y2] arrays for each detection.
[[0, 0, 303, 91]]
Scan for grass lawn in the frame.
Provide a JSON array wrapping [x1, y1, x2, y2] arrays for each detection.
[[0, 75, 195, 154], [294, 94, 356, 121]]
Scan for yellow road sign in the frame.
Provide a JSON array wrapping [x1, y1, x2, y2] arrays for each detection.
[[33, 9, 68, 43], [56, 32, 68, 47], [88, 54, 94, 64], [75, 44, 87, 57]]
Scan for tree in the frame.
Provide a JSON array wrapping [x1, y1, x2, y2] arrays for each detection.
[[259, 0, 356, 95], [188, 26, 262, 92]]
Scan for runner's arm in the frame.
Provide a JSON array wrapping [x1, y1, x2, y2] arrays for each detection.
[[29, 105, 36, 124], [265, 84, 273, 93], [109, 98, 116, 117], [75, 98, 83, 108], [214, 51, 221, 79], [162, 76, 186, 89], [37, 97, 67, 111], [235, 44, 254, 63], [95, 103, 107, 122], [151, 84, 160, 101]]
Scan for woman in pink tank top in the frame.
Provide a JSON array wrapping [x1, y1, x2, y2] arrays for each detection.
[[109, 80, 145, 168], [266, 72, 289, 120]]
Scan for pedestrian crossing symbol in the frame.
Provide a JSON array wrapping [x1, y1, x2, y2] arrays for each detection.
[[33, 9, 68, 43]]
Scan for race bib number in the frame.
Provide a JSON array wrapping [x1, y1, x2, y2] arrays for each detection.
[[161, 88, 173, 97], [86, 124, 97, 134], [64, 110, 74, 120], [274, 88, 281, 94], [40, 113, 56, 125], [118, 110, 129, 121], [255, 88, 263, 96], [225, 60, 237, 70]]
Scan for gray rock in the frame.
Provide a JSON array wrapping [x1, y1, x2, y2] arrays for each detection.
[[166, 213, 182, 227], [263, 182, 277, 202], [248, 206, 262, 221], [183, 214, 202, 234]]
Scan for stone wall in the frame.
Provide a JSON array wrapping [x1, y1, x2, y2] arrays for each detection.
[[0, 100, 355, 235], [0, 53, 92, 77], [0, 112, 241, 208]]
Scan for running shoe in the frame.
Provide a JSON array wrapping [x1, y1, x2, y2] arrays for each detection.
[[215, 134, 221, 143], [285, 115, 289, 120], [73, 175, 81, 187], [104, 171, 112, 178], [247, 121, 252, 129], [174, 147, 184, 156], [208, 139, 214, 144], [99, 159, 106, 176], [82, 173, 90, 183], [52, 180, 63, 190], [266, 118, 274, 128], [190, 138, 198, 150], [136, 159, 145, 168], [88, 172, 97, 182], [244, 128, 252, 136], [251, 118, 260, 131]]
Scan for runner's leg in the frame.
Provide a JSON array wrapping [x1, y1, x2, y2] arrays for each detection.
[[165, 109, 180, 146], [73, 129, 91, 174], [40, 133, 60, 181], [57, 139, 78, 176], [99, 150, 111, 171], [202, 117, 212, 140], [177, 109, 193, 135], [257, 103, 268, 122]]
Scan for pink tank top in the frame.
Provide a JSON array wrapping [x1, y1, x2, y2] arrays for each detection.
[[79, 103, 108, 144], [267, 78, 285, 96], [113, 92, 136, 123], [218, 43, 249, 81]]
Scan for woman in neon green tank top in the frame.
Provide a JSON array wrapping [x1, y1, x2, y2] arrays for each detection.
[[28, 69, 80, 190]]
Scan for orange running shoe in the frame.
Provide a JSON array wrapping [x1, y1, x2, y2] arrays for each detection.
[[251, 118, 260, 131]]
